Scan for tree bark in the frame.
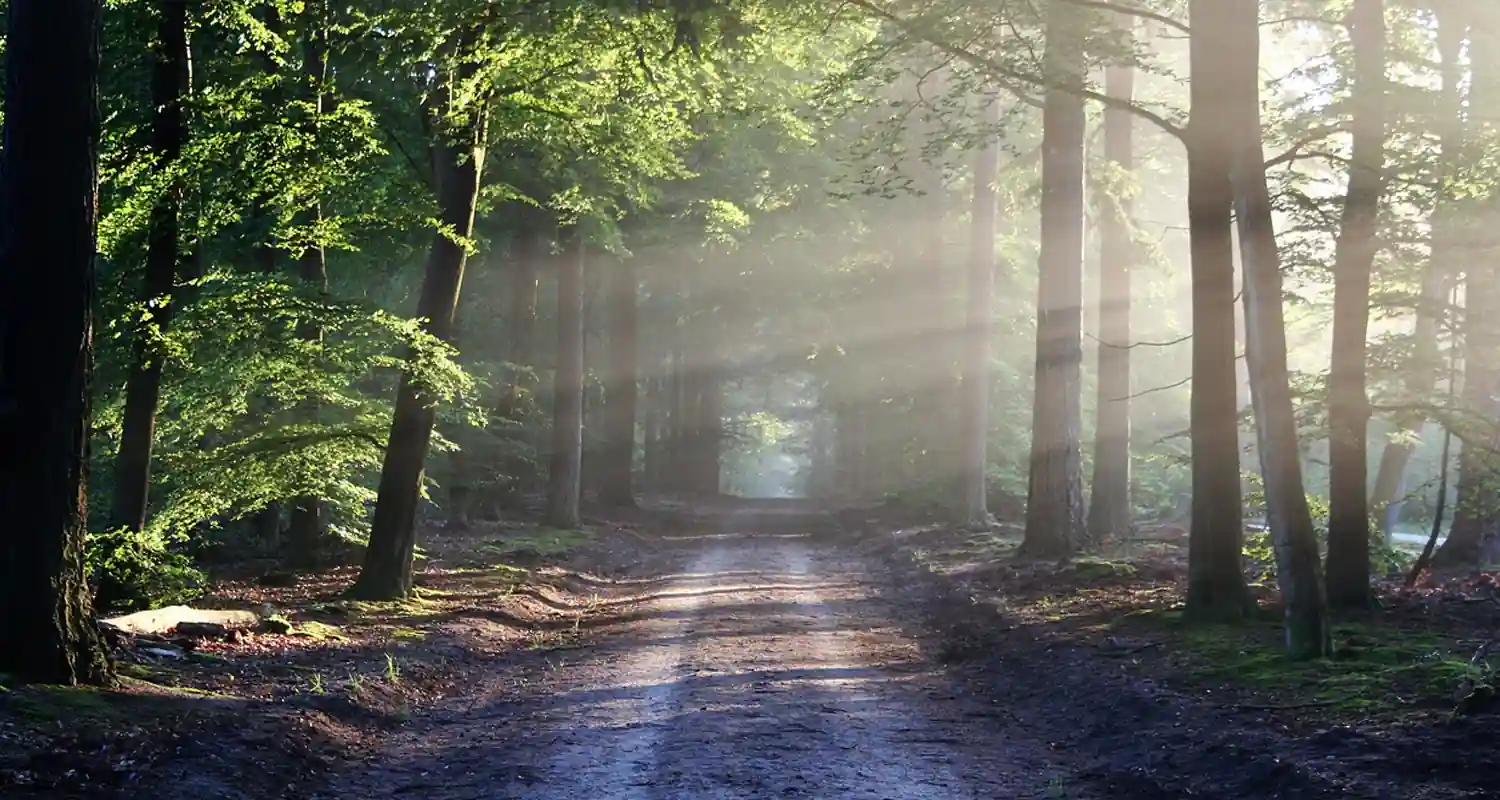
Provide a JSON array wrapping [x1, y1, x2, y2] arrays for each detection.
[[545, 230, 586, 528], [1325, 0, 1387, 609], [0, 0, 115, 685], [599, 257, 639, 506], [957, 95, 999, 529], [349, 74, 484, 600], [1368, 9, 1462, 541], [1086, 32, 1137, 547], [109, 0, 189, 538], [1183, 0, 1250, 622], [1227, 0, 1330, 659], [1021, 4, 1087, 558]]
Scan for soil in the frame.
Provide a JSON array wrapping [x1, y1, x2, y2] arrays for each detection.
[[3, 501, 1495, 799]]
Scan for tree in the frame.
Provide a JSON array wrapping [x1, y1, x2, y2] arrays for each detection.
[[1020, 2, 1087, 558], [1183, 0, 1250, 622], [1435, 8, 1500, 569], [349, 54, 486, 600], [546, 230, 587, 528], [1085, 18, 1137, 546], [286, 0, 334, 568], [1324, 0, 1387, 609], [0, 0, 115, 685], [956, 93, 999, 529], [109, 0, 190, 540], [1367, 4, 1461, 542], [1228, 0, 1330, 659]]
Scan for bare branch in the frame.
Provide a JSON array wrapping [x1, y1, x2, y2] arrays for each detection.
[[1088, 332, 1192, 349]]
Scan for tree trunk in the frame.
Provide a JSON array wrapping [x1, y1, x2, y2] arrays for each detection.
[[1086, 33, 1137, 547], [957, 95, 999, 529], [663, 334, 689, 493], [109, 0, 188, 538], [349, 77, 484, 600], [287, 0, 331, 568], [599, 258, 639, 506], [1021, 4, 1087, 558], [546, 230, 586, 528], [1435, 15, 1500, 568], [1369, 9, 1462, 540], [1227, 0, 1330, 659], [1325, 0, 1387, 609], [1183, 0, 1249, 622], [0, 0, 115, 686], [642, 372, 664, 492]]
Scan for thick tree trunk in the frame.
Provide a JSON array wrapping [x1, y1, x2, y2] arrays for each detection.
[[1183, 0, 1249, 622], [1086, 39, 1137, 547], [1021, 5, 1087, 558], [1325, 0, 1387, 609], [109, 0, 188, 538], [545, 231, 586, 528], [599, 258, 640, 506], [0, 0, 115, 686], [1369, 11, 1462, 539], [287, 2, 331, 567], [1227, 0, 1330, 659], [957, 96, 999, 529], [349, 81, 484, 600]]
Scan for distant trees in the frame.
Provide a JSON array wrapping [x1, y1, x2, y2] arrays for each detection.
[[0, 0, 115, 685], [1085, 18, 1137, 548], [957, 96, 1000, 529]]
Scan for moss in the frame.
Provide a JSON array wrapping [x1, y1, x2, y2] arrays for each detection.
[[390, 627, 427, 641], [477, 526, 593, 563], [1068, 557, 1137, 580], [7, 685, 115, 722], [291, 620, 346, 641], [1141, 617, 1473, 714]]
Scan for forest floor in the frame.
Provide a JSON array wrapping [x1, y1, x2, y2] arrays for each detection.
[[2, 500, 1496, 798]]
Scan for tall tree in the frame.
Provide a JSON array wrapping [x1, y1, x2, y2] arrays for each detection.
[[287, 0, 333, 567], [1183, 0, 1250, 621], [1085, 20, 1137, 547], [1020, 2, 1087, 557], [599, 256, 640, 507], [546, 230, 587, 528], [1368, 7, 1462, 540], [1228, 0, 1330, 659], [0, 0, 115, 685], [957, 93, 999, 529], [350, 56, 486, 600], [109, 0, 189, 538], [1325, 0, 1387, 609], [1435, 8, 1500, 568]]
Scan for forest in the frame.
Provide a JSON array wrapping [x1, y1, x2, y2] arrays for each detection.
[[1, 0, 1498, 797]]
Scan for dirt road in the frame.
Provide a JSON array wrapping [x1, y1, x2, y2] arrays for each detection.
[[333, 527, 1085, 799]]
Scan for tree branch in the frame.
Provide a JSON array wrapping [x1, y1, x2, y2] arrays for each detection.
[[1058, 0, 1190, 36], [1088, 332, 1192, 349], [845, 0, 1186, 139]]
